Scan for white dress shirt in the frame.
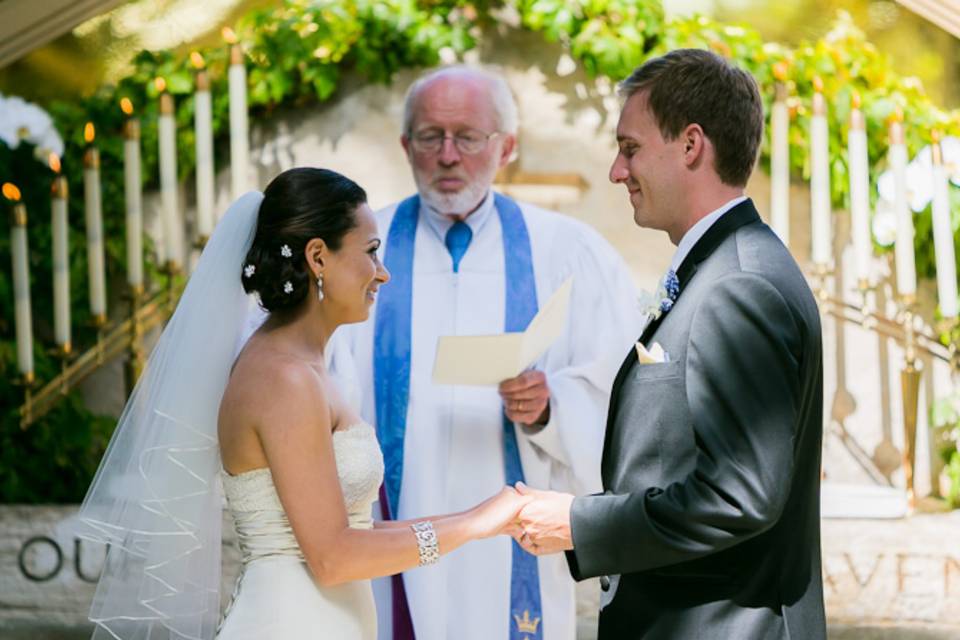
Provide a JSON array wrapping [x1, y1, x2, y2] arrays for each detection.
[[669, 196, 748, 274]]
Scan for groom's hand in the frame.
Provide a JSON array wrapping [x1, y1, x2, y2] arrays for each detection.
[[499, 370, 551, 426], [513, 482, 574, 555]]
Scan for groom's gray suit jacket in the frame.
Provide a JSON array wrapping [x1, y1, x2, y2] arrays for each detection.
[[566, 200, 826, 639]]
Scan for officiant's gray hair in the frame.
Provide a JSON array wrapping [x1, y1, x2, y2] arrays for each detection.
[[403, 65, 519, 135]]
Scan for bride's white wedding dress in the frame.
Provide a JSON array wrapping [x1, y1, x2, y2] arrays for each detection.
[[216, 423, 384, 639]]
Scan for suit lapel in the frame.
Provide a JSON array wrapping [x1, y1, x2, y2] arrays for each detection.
[[601, 199, 762, 476], [673, 198, 760, 290], [602, 346, 636, 474]]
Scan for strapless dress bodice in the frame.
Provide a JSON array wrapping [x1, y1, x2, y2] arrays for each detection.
[[220, 422, 384, 565]]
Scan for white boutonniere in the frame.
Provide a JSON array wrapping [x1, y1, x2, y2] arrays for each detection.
[[639, 269, 680, 326]]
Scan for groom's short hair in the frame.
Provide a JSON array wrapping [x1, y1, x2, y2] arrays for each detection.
[[619, 49, 763, 187]]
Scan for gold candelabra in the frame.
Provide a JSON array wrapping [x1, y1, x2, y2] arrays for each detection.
[[898, 295, 922, 512], [16, 281, 182, 429], [810, 251, 959, 513]]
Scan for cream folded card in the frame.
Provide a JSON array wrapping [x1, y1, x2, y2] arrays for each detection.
[[432, 277, 573, 386]]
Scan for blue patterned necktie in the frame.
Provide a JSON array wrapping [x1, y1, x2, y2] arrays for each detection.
[[445, 220, 473, 273]]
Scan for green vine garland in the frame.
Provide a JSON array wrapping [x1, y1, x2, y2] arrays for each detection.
[[2, 0, 958, 502]]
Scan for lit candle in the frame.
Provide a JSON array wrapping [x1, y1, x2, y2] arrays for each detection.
[[50, 154, 71, 351], [192, 52, 215, 241], [157, 78, 183, 270], [889, 111, 917, 300], [121, 98, 144, 292], [4, 183, 34, 382], [930, 132, 958, 319], [83, 122, 107, 325], [810, 77, 832, 267], [225, 28, 250, 200], [847, 91, 872, 286], [770, 64, 790, 245]]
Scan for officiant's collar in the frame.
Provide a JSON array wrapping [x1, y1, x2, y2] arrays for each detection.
[[420, 189, 496, 242]]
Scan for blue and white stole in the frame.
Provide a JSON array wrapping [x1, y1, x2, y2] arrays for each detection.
[[373, 193, 544, 640]]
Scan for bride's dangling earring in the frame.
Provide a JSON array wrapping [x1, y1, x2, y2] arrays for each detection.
[[317, 274, 325, 302]]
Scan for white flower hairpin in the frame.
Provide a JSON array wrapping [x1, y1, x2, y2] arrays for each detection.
[[243, 264, 256, 278], [283, 281, 294, 294], [280, 244, 293, 258]]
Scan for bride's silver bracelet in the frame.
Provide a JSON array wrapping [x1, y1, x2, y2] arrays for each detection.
[[411, 520, 439, 566]]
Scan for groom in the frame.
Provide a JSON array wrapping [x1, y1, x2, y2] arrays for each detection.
[[514, 49, 827, 639]]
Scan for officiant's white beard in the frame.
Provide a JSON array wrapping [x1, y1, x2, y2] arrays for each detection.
[[414, 163, 498, 217]]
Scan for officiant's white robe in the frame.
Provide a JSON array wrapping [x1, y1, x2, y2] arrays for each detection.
[[329, 192, 641, 640]]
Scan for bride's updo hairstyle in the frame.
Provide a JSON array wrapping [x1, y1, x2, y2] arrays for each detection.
[[242, 167, 367, 313]]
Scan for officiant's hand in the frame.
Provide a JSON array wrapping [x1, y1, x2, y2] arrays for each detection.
[[513, 482, 574, 555], [499, 370, 551, 426]]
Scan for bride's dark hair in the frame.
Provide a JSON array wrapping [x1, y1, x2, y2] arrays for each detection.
[[242, 167, 367, 313]]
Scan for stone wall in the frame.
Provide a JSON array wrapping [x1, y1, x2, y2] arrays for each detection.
[[822, 513, 960, 628], [0, 505, 241, 635], [2, 505, 959, 637]]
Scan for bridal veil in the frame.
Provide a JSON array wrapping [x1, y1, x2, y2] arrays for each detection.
[[77, 191, 264, 640]]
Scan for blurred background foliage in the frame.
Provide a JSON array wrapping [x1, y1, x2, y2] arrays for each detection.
[[1, 0, 959, 503], [3, 0, 957, 108]]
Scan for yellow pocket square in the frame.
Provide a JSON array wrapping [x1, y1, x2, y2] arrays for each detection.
[[635, 341, 669, 364]]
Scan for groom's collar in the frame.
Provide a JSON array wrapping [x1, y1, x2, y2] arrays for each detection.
[[674, 197, 760, 288], [669, 196, 747, 274]]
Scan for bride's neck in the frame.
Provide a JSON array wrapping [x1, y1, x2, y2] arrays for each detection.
[[264, 304, 336, 360]]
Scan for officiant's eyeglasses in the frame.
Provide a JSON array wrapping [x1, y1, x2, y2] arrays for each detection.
[[409, 127, 500, 155]]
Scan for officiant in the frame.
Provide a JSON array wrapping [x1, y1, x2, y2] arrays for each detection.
[[329, 65, 640, 640]]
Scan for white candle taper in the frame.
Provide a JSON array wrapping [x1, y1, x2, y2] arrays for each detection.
[[157, 81, 183, 270], [193, 55, 215, 242], [889, 113, 917, 300], [50, 158, 71, 352], [770, 80, 791, 246], [121, 98, 144, 291], [810, 78, 832, 267], [83, 123, 107, 325], [228, 40, 250, 201], [5, 184, 34, 382], [847, 92, 872, 286], [931, 133, 958, 319]]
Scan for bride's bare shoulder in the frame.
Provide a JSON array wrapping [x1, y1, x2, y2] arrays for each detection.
[[222, 339, 329, 426]]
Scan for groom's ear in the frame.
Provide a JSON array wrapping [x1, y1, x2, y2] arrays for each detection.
[[304, 237, 328, 275], [680, 123, 707, 169]]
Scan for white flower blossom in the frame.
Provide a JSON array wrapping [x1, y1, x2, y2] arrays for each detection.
[[877, 137, 960, 213], [638, 288, 663, 323], [871, 197, 897, 247], [877, 151, 931, 213], [0, 93, 64, 164]]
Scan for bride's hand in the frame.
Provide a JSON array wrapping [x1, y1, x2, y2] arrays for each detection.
[[468, 487, 531, 539]]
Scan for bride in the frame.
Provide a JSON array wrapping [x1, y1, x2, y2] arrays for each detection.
[[77, 167, 529, 639]]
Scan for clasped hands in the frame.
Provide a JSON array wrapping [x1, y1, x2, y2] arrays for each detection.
[[494, 369, 570, 554], [502, 482, 575, 556]]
